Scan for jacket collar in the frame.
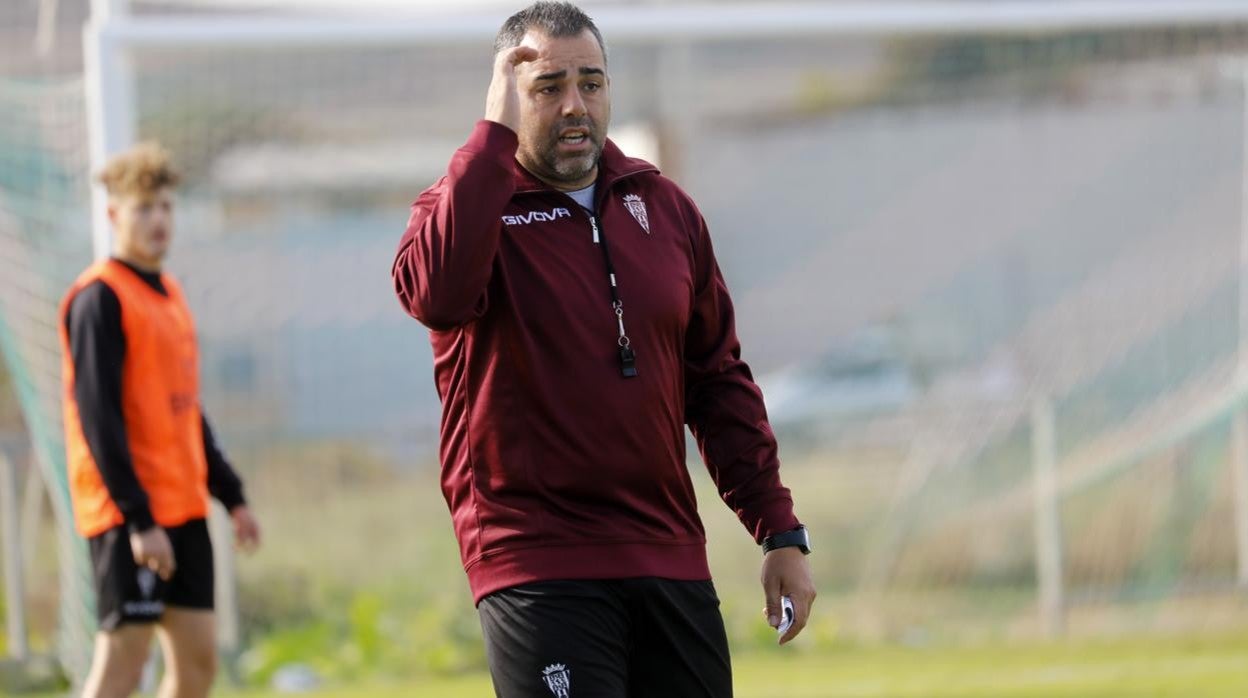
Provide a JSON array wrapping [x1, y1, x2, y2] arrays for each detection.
[[512, 137, 658, 196]]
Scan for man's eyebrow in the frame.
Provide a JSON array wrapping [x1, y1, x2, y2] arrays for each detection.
[[534, 67, 604, 81]]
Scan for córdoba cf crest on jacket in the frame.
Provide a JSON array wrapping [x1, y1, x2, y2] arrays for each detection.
[[622, 194, 650, 234]]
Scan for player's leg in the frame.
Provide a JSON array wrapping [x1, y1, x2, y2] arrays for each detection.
[[81, 624, 157, 698], [625, 578, 732, 698], [82, 525, 163, 698], [478, 579, 631, 698], [155, 518, 217, 698], [155, 608, 217, 698]]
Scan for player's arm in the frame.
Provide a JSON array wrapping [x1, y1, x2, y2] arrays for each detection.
[[201, 412, 260, 551], [67, 281, 154, 532], [202, 413, 244, 510], [679, 202, 816, 644], [390, 46, 536, 330], [67, 281, 174, 578]]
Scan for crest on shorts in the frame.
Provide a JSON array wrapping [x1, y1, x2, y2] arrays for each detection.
[[541, 663, 571, 697], [136, 568, 157, 599], [622, 194, 650, 235]]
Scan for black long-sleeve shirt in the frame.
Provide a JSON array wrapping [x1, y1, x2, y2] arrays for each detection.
[[65, 259, 246, 532]]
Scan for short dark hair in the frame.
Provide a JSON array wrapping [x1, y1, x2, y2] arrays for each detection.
[[494, 2, 607, 63]]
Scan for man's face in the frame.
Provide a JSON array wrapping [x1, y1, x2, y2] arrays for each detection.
[[514, 29, 610, 191], [109, 187, 173, 268]]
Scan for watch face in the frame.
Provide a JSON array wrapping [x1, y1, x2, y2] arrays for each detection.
[[795, 529, 810, 553], [788, 527, 809, 553]]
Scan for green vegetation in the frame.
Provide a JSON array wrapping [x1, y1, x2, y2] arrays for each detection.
[[12, 443, 1248, 696], [18, 631, 1248, 696], [222, 631, 1248, 697]]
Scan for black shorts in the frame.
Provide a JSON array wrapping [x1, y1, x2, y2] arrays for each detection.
[[88, 517, 214, 631], [478, 578, 732, 698]]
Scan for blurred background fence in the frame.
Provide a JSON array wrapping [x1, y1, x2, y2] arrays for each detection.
[[5, 0, 1248, 688]]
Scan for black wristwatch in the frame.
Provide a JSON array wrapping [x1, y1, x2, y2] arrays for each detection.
[[762, 525, 810, 555]]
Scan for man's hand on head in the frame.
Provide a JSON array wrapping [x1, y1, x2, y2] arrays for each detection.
[[485, 45, 540, 133]]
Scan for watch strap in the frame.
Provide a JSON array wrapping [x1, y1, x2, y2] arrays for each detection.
[[762, 525, 810, 555]]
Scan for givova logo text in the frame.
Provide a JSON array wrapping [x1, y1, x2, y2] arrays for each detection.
[[502, 208, 572, 226]]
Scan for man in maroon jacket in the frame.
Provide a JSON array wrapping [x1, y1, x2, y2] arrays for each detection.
[[392, 2, 815, 695]]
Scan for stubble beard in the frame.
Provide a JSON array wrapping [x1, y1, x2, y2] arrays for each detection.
[[537, 118, 605, 186]]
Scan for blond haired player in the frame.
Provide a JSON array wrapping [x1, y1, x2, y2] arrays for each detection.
[[60, 143, 260, 698]]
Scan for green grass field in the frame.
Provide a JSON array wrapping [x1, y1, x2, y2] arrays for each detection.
[[15, 453, 1248, 697], [208, 455, 1248, 697], [218, 632, 1248, 698]]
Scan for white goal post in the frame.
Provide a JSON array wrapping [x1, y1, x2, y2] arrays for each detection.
[[85, 0, 1248, 258]]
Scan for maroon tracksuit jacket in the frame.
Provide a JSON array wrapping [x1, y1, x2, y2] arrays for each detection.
[[392, 120, 800, 602]]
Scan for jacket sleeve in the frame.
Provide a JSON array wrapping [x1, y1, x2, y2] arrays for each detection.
[[66, 280, 156, 533], [201, 412, 246, 512], [392, 120, 520, 330], [682, 204, 801, 544]]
